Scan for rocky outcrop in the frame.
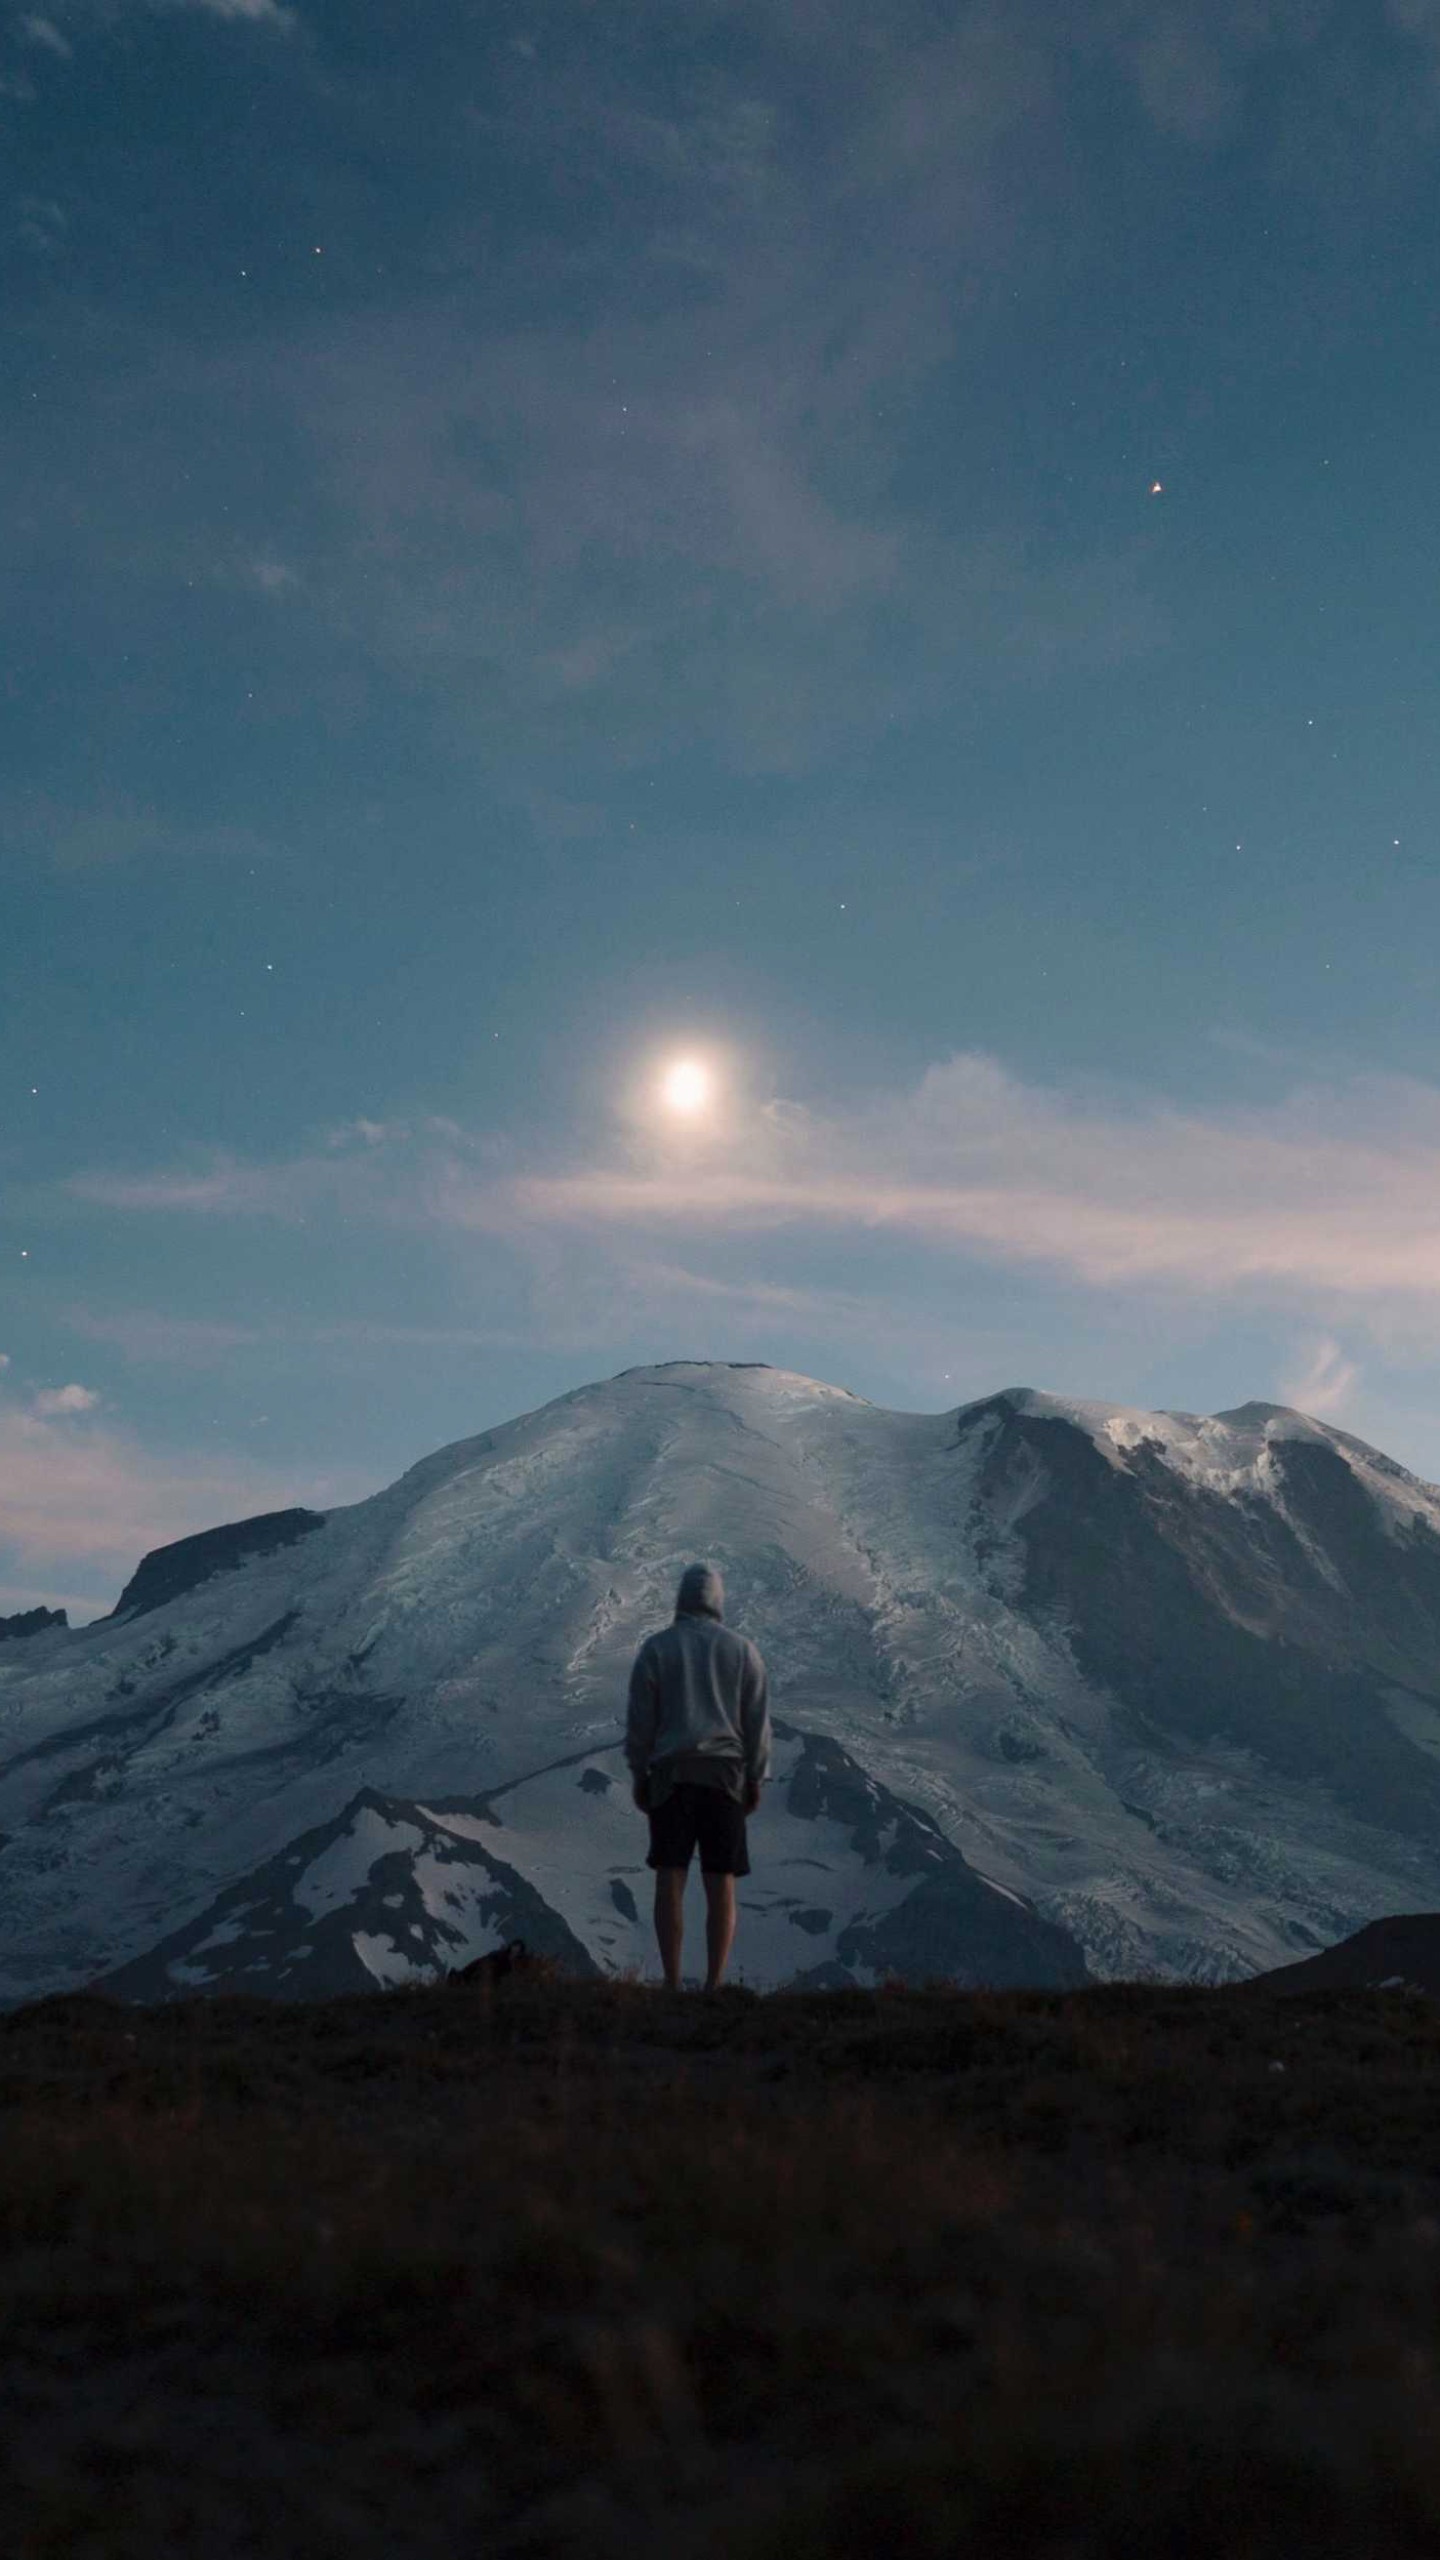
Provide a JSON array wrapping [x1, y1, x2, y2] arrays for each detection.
[[0, 1608, 67, 1642], [110, 1510, 325, 1620]]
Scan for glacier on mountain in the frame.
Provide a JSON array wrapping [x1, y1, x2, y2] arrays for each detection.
[[2, 1360, 1439, 2001]]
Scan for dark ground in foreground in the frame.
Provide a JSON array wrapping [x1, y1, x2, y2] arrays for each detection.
[[2, 1974, 1439, 2557]]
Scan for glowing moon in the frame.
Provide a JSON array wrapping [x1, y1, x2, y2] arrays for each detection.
[[661, 1057, 713, 1115]]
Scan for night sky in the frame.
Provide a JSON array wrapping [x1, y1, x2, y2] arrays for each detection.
[[6, 0, 1440, 1616]]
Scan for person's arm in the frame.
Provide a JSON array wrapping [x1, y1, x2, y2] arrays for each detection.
[[740, 1645, 771, 1811], [625, 1642, 659, 1806]]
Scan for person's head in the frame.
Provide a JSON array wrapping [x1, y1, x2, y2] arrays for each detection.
[[675, 1562, 725, 1621]]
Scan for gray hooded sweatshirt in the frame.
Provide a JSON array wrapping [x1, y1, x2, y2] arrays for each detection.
[[625, 1564, 771, 1811]]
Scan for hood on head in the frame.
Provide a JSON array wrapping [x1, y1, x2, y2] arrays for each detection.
[[675, 1562, 725, 1621]]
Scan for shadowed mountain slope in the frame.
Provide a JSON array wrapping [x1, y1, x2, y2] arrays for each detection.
[[1254, 1913, 1440, 1997], [98, 1721, 1087, 2002]]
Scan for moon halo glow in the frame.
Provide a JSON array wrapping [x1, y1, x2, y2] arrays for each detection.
[[660, 1057, 714, 1116]]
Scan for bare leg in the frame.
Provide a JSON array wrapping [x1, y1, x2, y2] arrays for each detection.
[[654, 1866, 686, 1990], [702, 1871, 737, 1991]]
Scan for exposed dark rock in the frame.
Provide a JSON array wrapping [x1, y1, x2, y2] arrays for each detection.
[[111, 1510, 325, 1621], [970, 1399, 1440, 1839], [835, 1866, 1090, 1988], [779, 1721, 940, 1874], [447, 1937, 539, 1987], [0, 1608, 67, 1642]]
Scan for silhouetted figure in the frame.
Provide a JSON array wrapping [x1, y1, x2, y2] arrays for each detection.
[[625, 1563, 771, 1991]]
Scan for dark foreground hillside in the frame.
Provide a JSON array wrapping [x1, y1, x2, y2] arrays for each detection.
[[2, 1976, 1439, 2558]]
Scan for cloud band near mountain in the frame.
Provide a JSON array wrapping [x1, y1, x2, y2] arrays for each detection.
[[68, 1053, 1440, 1309]]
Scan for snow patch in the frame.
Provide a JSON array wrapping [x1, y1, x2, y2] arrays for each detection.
[[292, 1808, 424, 1919], [350, 1931, 425, 1988]]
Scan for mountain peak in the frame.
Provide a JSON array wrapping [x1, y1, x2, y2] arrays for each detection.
[[610, 1359, 864, 1395], [1213, 1400, 1307, 1427]]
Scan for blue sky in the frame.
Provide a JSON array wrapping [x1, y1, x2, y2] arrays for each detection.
[[6, 0, 1440, 1615]]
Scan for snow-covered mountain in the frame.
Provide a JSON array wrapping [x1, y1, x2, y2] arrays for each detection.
[[2, 1360, 1440, 2001]]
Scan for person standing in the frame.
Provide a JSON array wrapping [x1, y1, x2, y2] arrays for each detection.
[[625, 1563, 771, 1992]]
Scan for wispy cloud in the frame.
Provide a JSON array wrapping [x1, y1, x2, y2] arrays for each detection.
[[63, 1305, 566, 1365], [72, 1158, 319, 1217], [21, 0, 296, 35], [70, 1128, 436, 1220], [18, 15, 73, 57], [29, 1382, 100, 1416], [0, 789, 275, 875], [246, 554, 299, 594], [63, 1311, 268, 1362], [155, 0, 295, 23], [148, 6, 1155, 780], [1280, 1335, 1361, 1419], [187, 0, 1440, 786], [459, 1059, 1440, 1313], [1099, 0, 1440, 151], [15, 195, 67, 254], [9, 0, 1440, 808], [64, 1053, 1440, 1327], [0, 1371, 364, 1621]]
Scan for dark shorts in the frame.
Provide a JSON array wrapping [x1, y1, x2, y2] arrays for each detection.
[[646, 1782, 751, 1877]]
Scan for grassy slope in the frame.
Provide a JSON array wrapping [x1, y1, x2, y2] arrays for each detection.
[[2, 1976, 1439, 2557]]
